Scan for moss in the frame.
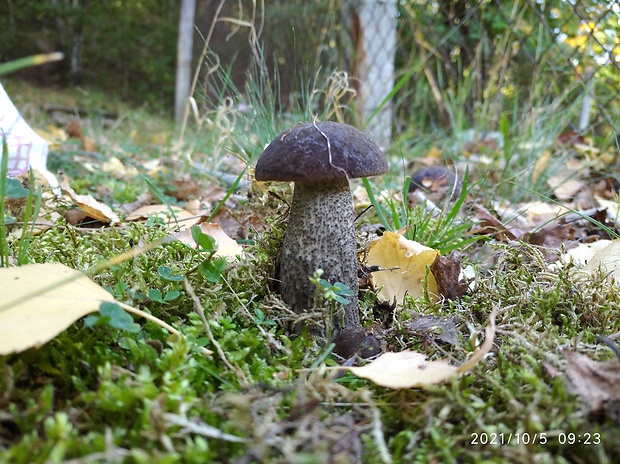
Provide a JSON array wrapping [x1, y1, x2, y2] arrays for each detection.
[[2, 82, 620, 463]]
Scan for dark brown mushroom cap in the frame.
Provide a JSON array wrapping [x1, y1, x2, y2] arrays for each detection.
[[255, 121, 388, 182]]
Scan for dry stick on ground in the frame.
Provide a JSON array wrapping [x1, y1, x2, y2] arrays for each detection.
[[184, 277, 247, 382], [220, 274, 286, 353], [115, 302, 212, 357]]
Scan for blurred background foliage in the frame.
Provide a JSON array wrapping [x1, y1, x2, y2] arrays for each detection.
[[1, 0, 618, 141]]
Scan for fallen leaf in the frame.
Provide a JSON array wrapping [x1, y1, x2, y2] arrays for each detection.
[[36, 125, 68, 149], [348, 351, 457, 388], [7, 214, 56, 240], [406, 314, 461, 346], [409, 166, 461, 203], [83, 138, 96, 152], [367, 231, 439, 305], [547, 177, 585, 201], [126, 204, 197, 231], [532, 150, 552, 182], [60, 176, 120, 224], [101, 156, 136, 179], [0, 263, 116, 355], [65, 209, 90, 225], [595, 196, 620, 229], [333, 326, 383, 359], [562, 348, 620, 422], [173, 222, 243, 259], [186, 199, 203, 216], [581, 239, 620, 280], [472, 203, 519, 240], [352, 185, 371, 211], [430, 252, 469, 300], [167, 177, 203, 200], [340, 309, 497, 389], [555, 239, 612, 267]]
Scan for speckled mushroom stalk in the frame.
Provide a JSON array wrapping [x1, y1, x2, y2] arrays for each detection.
[[280, 178, 360, 332]]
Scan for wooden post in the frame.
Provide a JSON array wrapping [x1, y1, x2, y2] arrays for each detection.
[[349, 0, 397, 148], [175, 0, 196, 124]]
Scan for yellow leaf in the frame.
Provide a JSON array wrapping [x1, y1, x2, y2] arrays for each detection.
[[531, 150, 552, 183], [367, 231, 439, 305], [126, 204, 196, 231], [173, 223, 243, 259], [0, 263, 116, 355], [582, 239, 620, 281], [35, 125, 68, 149], [342, 309, 497, 389], [60, 176, 120, 224], [101, 156, 136, 178], [554, 240, 612, 268], [348, 351, 458, 388]]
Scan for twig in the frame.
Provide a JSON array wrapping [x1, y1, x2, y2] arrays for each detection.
[[117, 301, 212, 356], [183, 277, 247, 382], [596, 335, 620, 361]]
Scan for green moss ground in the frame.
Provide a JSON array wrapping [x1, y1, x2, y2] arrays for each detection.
[[1, 81, 619, 463]]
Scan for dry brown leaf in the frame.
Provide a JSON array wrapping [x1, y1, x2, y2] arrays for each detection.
[[83, 138, 96, 152], [430, 252, 468, 300], [367, 231, 439, 305], [7, 213, 58, 240], [186, 199, 203, 216], [0, 263, 116, 355], [406, 314, 461, 346], [60, 176, 120, 224], [167, 177, 203, 200], [101, 156, 136, 179], [547, 177, 585, 201], [173, 222, 243, 259], [125, 204, 197, 231], [339, 309, 497, 389], [595, 196, 620, 229], [562, 348, 620, 420], [472, 203, 520, 240]]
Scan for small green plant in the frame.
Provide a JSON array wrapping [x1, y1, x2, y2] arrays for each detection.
[[363, 168, 481, 254], [309, 268, 354, 336], [191, 225, 228, 283], [84, 301, 141, 333], [147, 288, 181, 304], [158, 264, 184, 282], [310, 270, 355, 307], [147, 265, 183, 304]]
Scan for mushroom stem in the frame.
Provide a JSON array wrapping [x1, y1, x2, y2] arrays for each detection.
[[280, 178, 360, 333]]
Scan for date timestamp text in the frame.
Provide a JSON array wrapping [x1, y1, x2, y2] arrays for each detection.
[[470, 432, 601, 446]]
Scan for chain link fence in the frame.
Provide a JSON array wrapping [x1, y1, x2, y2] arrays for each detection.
[[203, 0, 619, 150]]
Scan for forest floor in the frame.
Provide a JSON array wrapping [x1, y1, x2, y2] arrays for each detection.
[[1, 79, 620, 463]]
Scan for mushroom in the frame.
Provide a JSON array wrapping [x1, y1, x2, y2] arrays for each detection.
[[255, 121, 388, 335], [408, 166, 461, 204]]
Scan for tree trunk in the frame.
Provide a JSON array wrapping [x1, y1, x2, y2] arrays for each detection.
[[175, 0, 196, 124], [68, 0, 85, 85]]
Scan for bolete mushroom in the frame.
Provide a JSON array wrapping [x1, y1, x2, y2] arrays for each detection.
[[255, 121, 388, 335]]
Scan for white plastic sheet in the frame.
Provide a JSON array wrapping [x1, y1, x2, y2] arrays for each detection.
[[0, 82, 59, 190]]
